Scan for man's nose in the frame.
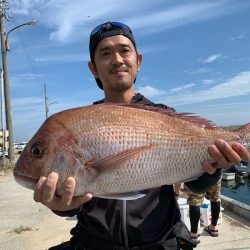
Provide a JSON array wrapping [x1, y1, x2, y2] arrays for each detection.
[[112, 52, 123, 65]]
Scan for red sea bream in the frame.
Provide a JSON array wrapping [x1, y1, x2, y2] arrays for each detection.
[[13, 104, 248, 198]]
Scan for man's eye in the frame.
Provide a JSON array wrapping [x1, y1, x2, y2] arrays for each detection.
[[123, 49, 130, 53], [102, 52, 110, 56]]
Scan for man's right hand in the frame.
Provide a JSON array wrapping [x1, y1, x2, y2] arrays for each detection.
[[33, 172, 92, 211]]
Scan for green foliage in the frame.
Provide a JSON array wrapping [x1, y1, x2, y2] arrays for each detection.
[[0, 160, 14, 175], [13, 225, 33, 234]]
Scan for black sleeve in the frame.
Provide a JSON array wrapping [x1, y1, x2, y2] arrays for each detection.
[[184, 168, 222, 194], [132, 93, 176, 112], [52, 207, 81, 217], [150, 103, 176, 112]]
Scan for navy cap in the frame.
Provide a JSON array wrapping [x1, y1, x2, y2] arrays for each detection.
[[89, 22, 137, 90]]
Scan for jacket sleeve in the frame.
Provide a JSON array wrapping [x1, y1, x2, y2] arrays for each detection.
[[184, 168, 222, 194]]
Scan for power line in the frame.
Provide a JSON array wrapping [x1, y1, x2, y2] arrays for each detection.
[[11, 18, 44, 93]]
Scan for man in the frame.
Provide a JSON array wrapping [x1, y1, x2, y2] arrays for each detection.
[[34, 22, 249, 250]]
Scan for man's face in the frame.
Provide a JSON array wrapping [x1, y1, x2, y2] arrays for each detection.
[[89, 35, 142, 92]]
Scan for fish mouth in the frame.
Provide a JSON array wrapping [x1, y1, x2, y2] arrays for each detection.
[[13, 171, 39, 190]]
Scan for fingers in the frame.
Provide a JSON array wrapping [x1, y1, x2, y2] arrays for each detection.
[[71, 193, 93, 209], [202, 160, 217, 174], [231, 143, 250, 162], [59, 178, 93, 209], [60, 177, 76, 206], [213, 139, 241, 166], [42, 172, 59, 204], [33, 172, 59, 208], [33, 173, 92, 211], [204, 139, 250, 174], [33, 176, 47, 202]]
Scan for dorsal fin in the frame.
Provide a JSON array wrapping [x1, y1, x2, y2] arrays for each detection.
[[233, 123, 250, 132], [101, 103, 219, 130]]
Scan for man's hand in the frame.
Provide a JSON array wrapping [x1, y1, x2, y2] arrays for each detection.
[[33, 172, 92, 211], [203, 139, 250, 173]]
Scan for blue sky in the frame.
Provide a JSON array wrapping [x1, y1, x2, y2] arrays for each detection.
[[2, 0, 250, 142]]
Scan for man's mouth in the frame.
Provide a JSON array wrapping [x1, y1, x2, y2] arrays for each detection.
[[113, 71, 126, 75], [110, 67, 128, 74]]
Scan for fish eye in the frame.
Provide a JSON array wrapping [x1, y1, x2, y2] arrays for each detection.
[[30, 144, 43, 158]]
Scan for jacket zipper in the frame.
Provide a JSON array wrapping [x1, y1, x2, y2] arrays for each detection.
[[122, 200, 129, 247]]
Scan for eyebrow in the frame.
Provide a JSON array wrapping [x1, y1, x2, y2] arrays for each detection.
[[98, 43, 133, 53]]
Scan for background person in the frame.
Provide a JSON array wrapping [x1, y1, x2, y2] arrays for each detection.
[[185, 177, 222, 244]]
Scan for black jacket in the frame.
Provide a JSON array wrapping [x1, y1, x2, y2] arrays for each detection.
[[53, 93, 221, 249]]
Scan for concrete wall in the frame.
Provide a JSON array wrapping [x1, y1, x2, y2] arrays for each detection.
[[221, 194, 250, 221]]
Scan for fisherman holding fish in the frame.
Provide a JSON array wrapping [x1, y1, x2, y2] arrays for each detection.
[[14, 22, 250, 250]]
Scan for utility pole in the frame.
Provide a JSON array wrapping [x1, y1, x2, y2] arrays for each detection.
[[0, 1, 36, 162], [44, 83, 57, 119], [0, 68, 5, 163], [0, 1, 14, 161]]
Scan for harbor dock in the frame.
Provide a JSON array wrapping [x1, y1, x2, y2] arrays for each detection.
[[0, 172, 250, 250]]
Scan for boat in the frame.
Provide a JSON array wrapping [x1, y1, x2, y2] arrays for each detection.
[[222, 161, 249, 180], [222, 172, 235, 181]]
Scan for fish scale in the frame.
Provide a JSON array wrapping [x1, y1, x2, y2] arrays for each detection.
[[13, 104, 246, 197]]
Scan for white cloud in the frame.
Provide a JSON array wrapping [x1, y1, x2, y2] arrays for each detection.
[[159, 71, 250, 106], [35, 53, 89, 63], [9, 0, 139, 42], [137, 85, 166, 98], [201, 79, 215, 85], [171, 83, 195, 92], [188, 68, 210, 75], [12, 97, 44, 108], [202, 54, 224, 63], [8, 0, 250, 43], [178, 101, 250, 126], [11, 73, 44, 80], [138, 72, 250, 107], [230, 31, 246, 41], [131, 2, 225, 33]]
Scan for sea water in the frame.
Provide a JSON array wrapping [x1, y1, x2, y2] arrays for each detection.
[[221, 177, 250, 205]]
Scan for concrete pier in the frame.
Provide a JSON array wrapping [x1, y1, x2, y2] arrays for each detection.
[[0, 172, 250, 250]]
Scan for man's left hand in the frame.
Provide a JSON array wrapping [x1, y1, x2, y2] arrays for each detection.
[[203, 139, 250, 173]]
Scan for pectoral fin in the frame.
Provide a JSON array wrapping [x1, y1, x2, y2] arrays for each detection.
[[84, 144, 157, 178]]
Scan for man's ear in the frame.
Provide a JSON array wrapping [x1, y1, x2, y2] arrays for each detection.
[[137, 53, 142, 72], [88, 61, 99, 78]]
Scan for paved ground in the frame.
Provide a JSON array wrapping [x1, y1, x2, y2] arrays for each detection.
[[0, 171, 76, 250], [1, 171, 250, 250]]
